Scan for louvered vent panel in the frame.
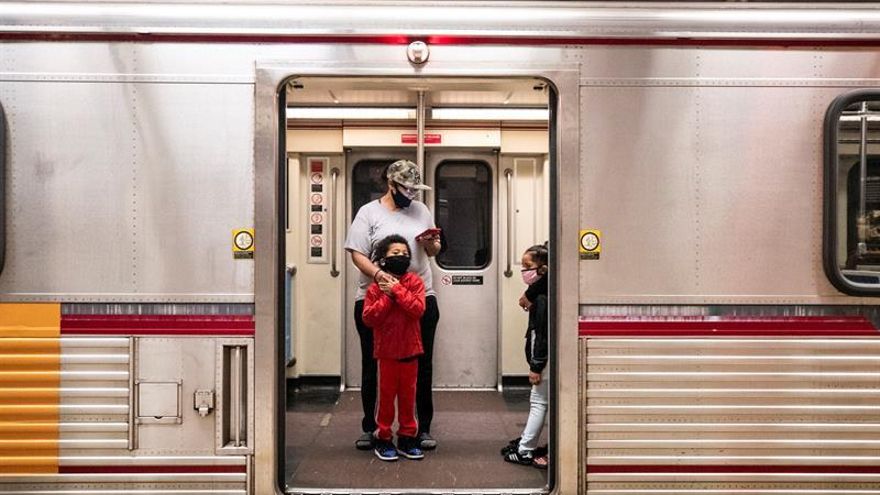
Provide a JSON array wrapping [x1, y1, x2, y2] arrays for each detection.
[[582, 337, 880, 494]]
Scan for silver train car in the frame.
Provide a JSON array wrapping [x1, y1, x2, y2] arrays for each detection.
[[0, 2, 879, 494]]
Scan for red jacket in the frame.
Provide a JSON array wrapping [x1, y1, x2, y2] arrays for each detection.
[[362, 272, 426, 360]]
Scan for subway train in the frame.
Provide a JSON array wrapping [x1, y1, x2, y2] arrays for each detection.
[[0, 2, 879, 494]]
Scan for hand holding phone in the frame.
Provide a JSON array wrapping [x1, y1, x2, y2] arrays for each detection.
[[416, 227, 442, 242]]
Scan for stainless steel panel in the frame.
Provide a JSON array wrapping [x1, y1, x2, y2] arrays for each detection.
[[0, 80, 253, 302], [136, 338, 219, 454], [578, 85, 851, 303], [3, 3, 880, 41], [581, 336, 880, 493]]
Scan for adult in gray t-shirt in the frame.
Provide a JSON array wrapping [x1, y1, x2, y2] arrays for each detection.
[[343, 159, 442, 452], [345, 199, 435, 301]]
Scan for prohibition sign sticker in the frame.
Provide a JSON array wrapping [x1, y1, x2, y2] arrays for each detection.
[[310, 235, 323, 247], [441, 275, 453, 286], [311, 213, 323, 224], [579, 229, 601, 260]]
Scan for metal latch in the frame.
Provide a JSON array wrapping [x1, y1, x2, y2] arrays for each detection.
[[193, 389, 215, 417]]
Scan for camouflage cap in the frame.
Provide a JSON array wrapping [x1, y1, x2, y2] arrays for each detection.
[[386, 160, 431, 191]]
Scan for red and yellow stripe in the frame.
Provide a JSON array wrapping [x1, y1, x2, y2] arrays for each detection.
[[0, 304, 60, 474]]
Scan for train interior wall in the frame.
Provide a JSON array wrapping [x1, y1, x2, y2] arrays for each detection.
[[285, 128, 549, 382]]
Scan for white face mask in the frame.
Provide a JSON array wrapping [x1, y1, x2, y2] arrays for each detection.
[[521, 268, 540, 285]]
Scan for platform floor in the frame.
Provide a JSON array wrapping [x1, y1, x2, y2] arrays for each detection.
[[285, 388, 548, 491]]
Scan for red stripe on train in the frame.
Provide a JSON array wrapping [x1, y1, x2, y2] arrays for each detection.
[[61, 314, 255, 336], [579, 316, 879, 337], [2, 32, 880, 48], [59, 465, 246, 474], [586, 465, 880, 474]]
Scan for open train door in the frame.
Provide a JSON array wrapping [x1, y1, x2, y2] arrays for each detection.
[[254, 61, 580, 495]]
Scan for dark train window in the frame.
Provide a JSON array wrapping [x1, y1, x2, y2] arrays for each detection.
[[435, 161, 491, 269], [824, 92, 880, 294], [351, 160, 393, 215]]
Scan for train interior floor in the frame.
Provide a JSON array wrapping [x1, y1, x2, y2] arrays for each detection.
[[284, 386, 549, 490]]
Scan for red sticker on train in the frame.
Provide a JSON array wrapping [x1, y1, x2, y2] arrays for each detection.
[[401, 133, 441, 144]]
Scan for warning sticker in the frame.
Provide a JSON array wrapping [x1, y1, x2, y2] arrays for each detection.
[[233, 229, 255, 259], [451, 275, 483, 285], [579, 229, 601, 260]]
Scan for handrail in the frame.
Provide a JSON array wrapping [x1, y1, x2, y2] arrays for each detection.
[[504, 168, 514, 278], [330, 168, 340, 278], [504, 168, 513, 278], [284, 264, 296, 368]]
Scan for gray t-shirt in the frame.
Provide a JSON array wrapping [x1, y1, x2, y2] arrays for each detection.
[[344, 200, 436, 301]]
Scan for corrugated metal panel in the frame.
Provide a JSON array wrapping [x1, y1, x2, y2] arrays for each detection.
[[0, 304, 61, 474], [583, 336, 880, 494], [58, 338, 129, 451]]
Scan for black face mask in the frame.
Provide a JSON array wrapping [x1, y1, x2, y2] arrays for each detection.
[[381, 255, 411, 276], [391, 186, 413, 208]]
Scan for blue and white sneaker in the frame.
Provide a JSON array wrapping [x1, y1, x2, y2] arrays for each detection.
[[397, 436, 425, 460], [374, 440, 399, 462]]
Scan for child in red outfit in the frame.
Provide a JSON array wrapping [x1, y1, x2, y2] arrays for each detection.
[[362, 234, 426, 461]]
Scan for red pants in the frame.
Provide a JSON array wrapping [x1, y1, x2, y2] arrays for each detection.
[[374, 358, 419, 441]]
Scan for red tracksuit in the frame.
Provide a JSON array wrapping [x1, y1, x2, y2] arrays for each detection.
[[362, 272, 425, 441]]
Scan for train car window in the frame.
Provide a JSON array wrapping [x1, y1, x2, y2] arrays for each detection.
[[435, 161, 492, 269], [824, 92, 880, 294], [351, 159, 393, 214]]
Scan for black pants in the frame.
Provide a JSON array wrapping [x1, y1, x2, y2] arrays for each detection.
[[355, 295, 439, 434]]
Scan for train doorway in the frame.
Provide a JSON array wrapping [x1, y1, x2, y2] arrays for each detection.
[[282, 76, 551, 492], [344, 149, 500, 389]]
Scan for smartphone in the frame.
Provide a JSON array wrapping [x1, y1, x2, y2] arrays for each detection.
[[416, 227, 442, 241]]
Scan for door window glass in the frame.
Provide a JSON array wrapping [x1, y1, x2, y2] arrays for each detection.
[[435, 161, 492, 269], [351, 160, 393, 214]]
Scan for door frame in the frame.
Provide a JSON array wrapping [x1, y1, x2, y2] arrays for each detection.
[[255, 63, 580, 495]]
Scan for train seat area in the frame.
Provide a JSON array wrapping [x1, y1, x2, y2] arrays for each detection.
[[285, 389, 547, 489]]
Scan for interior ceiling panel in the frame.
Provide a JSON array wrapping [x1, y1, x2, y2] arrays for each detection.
[[287, 77, 548, 107]]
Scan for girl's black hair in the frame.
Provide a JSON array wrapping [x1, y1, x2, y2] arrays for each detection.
[[524, 242, 549, 267], [372, 234, 411, 262]]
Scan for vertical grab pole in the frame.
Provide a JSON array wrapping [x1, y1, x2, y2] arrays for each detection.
[[417, 90, 426, 177], [859, 102, 869, 255], [330, 168, 340, 278], [504, 168, 514, 278]]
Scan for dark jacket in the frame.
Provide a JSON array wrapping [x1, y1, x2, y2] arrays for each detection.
[[362, 272, 426, 360], [524, 275, 548, 374]]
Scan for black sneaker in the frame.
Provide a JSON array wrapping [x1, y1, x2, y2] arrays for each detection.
[[397, 436, 425, 460], [418, 432, 437, 450], [355, 431, 374, 450], [500, 437, 521, 456]]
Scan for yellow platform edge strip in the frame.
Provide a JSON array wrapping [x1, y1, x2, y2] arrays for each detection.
[[0, 304, 60, 474]]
